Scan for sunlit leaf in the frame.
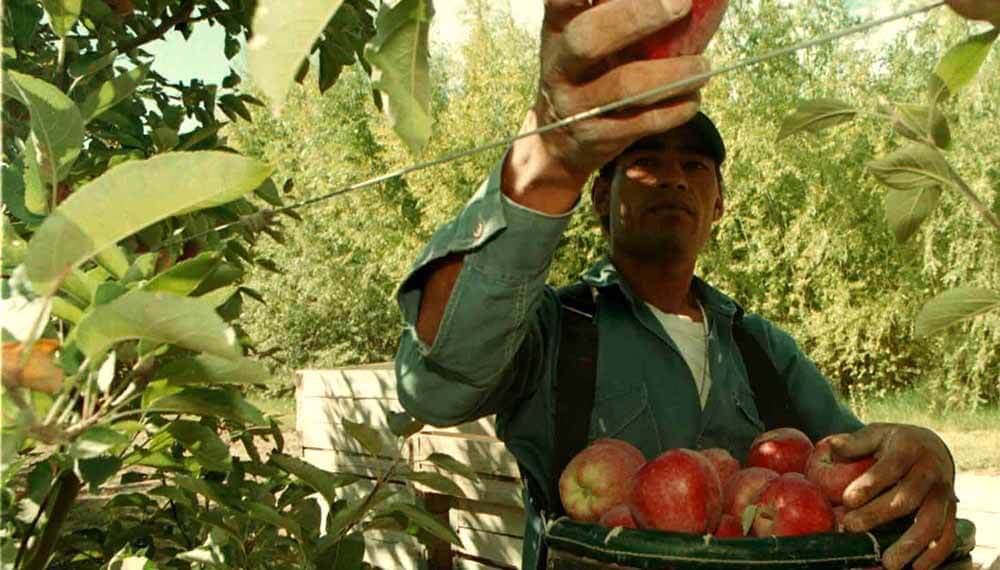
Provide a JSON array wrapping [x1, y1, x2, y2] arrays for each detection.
[[149, 387, 266, 425], [364, 0, 433, 153], [378, 502, 462, 545], [915, 287, 1000, 338], [395, 470, 463, 496], [342, 418, 384, 456], [41, 0, 82, 37], [776, 98, 856, 141], [79, 64, 149, 124], [883, 187, 941, 243], [269, 452, 360, 505], [155, 354, 276, 386], [71, 290, 241, 362], [4, 70, 84, 183], [325, 487, 397, 539], [248, 0, 345, 112], [25, 152, 271, 295], [167, 420, 232, 472], [143, 253, 221, 296], [425, 452, 479, 482], [933, 28, 999, 96], [68, 425, 129, 459], [889, 103, 951, 149], [866, 143, 956, 193]]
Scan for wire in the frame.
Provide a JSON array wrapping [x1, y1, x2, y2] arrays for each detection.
[[172, 1, 946, 246]]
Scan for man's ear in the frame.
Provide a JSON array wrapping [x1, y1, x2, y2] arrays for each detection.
[[713, 192, 724, 222], [592, 174, 612, 219]]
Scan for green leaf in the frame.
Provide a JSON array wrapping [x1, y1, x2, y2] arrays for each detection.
[[244, 502, 304, 540], [741, 504, 757, 536], [883, 186, 942, 243], [69, 425, 129, 459], [24, 151, 272, 295], [71, 290, 241, 362], [23, 138, 49, 216], [68, 49, 119, 79], [174, 474, 245, 511], [866, 143, 957, 193], [889, 103, 951, 150], [143, 253, 222, 296], [247, 0, 345, 111], [342, 418, 384, 456], [4, 70, 84, 183], [395, 470, 463, 496], [933, 28, 999, 97], [378, 502, 461, 545], [1, 165, 45, 225], [253, 178, 283, 207], [425, 452, 479, 482], [388, 411, 424, 438], [150, 387, 266, 425], [325, 487, 398, 538], [915, 287, 1000, 338], [167, 420, 232, 472], [155, 354, 276, 386], [364, 0, 434, 153], [77, 455, 122, 491], [17, 460, 54, 523], [316, 533, 365, 570], [776, 98, 857, 141], [269, 452, 360, 505], [42, 0, 83, 37], [79, 64, 149, 124]]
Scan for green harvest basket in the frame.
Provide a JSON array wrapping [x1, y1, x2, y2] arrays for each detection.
[[544, 517, 977, 569]]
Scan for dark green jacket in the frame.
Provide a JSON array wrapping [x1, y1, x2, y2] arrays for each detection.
[[394, 156, 863, 568]]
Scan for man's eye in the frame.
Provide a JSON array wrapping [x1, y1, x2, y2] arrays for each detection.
[[632, 157, 657, 167], [684, 161, 707, 171]]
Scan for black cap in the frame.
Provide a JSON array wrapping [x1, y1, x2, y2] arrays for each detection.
[[687, 111, 726, 164]]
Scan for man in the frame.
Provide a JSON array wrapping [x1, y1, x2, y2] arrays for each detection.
[[394, 1, 996, 568]]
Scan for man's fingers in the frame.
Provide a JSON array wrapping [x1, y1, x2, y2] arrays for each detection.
[[843, 446, 918, 509], [543, 0, 592, 31], [557, 0, 692, 77], [843, 464, 936, 531], [828, 423, 888, 460], [913, 501, 958, 570], [559, 56, 709, 115], [881, 482, 956, 570], [589, 95, 701, 145]]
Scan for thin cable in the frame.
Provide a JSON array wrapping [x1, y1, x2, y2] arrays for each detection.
[[177, 1, 946, 243]]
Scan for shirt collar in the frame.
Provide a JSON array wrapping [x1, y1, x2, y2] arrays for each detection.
[[580, 257, 743, 321]]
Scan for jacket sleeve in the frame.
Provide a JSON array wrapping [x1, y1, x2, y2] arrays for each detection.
[[394, 153, 574, 427], [743, 315, 865, 439]]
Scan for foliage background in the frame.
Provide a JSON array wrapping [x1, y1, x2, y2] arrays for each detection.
[[229, 0, 999, 408]]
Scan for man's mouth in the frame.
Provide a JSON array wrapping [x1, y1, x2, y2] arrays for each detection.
[[648, 202, 695, 216]]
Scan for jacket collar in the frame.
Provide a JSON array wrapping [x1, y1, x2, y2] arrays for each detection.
[[580, 257, 743, 322]]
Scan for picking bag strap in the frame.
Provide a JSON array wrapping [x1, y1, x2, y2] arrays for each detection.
[[731, 323, 803, 431], [550, 282, 599, 515]]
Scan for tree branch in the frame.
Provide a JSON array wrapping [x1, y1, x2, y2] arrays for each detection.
[[22, 472, 82, 570], [114, 3, 240, 55]]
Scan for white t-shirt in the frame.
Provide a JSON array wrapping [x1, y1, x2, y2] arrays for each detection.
[[646, 303, 711, 409]]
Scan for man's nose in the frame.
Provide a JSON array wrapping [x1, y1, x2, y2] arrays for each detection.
[[654, 160, 687, 192]]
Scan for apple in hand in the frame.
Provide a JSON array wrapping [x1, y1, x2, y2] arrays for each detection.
[[635, 0, 730, 59], [722, 466, 779, 518], [714, 513, 743, 538], [748, 427, 814, 475], [599, 504, 638, 529], [805, 435, 876, 506], [701, 448, 740, 487], [559, 439, 645, 522], [751, 474, 835, 537], [629, 448, 722, 533]]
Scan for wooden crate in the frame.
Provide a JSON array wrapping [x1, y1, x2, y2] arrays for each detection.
[[296, 365, 528, 569]]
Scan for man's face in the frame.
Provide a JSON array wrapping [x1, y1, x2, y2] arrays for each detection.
[[593, 125, 724, 262]]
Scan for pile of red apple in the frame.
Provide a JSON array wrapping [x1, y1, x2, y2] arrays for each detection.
[[558, 428, 875, 538]]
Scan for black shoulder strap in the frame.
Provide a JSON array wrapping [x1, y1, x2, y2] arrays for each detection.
[[549, 282, 598, 515], [731, 323, 803, 431]]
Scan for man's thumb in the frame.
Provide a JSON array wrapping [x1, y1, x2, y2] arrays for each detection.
[[828, 425, 885, 460]]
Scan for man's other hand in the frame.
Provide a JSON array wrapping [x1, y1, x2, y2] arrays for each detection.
[[946, 0, 1000, 26], [828, 423, 958, 570]]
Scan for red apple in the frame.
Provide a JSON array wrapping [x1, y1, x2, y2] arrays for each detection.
[[629, 448, 722, 533], [747, 428, 814, 475], [722, 467, 779, 517], [701, 448, 739, 487], [634, 0, 730, 59], [751, 474, 835, 537], [805, 435, 875, 506], [599, 504, 638, 529], [714, 513, 743, 538], [559, 439, 645, 522]]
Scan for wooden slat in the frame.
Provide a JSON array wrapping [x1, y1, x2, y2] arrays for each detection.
[[453, 554, 517, 570], [415, 433, 519, 478], [295, 368, 397, 399], [455, 527, 523, 567], [364, 537, 426, 570], [450, 503, 526, 538], [296, 397, 399, 432], [299, 423, 403, 459]]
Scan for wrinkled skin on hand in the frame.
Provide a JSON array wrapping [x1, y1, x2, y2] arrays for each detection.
[[828, 423, 958, 570], [946, 0, 1000, 25], [526, 0, 712, 188]]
